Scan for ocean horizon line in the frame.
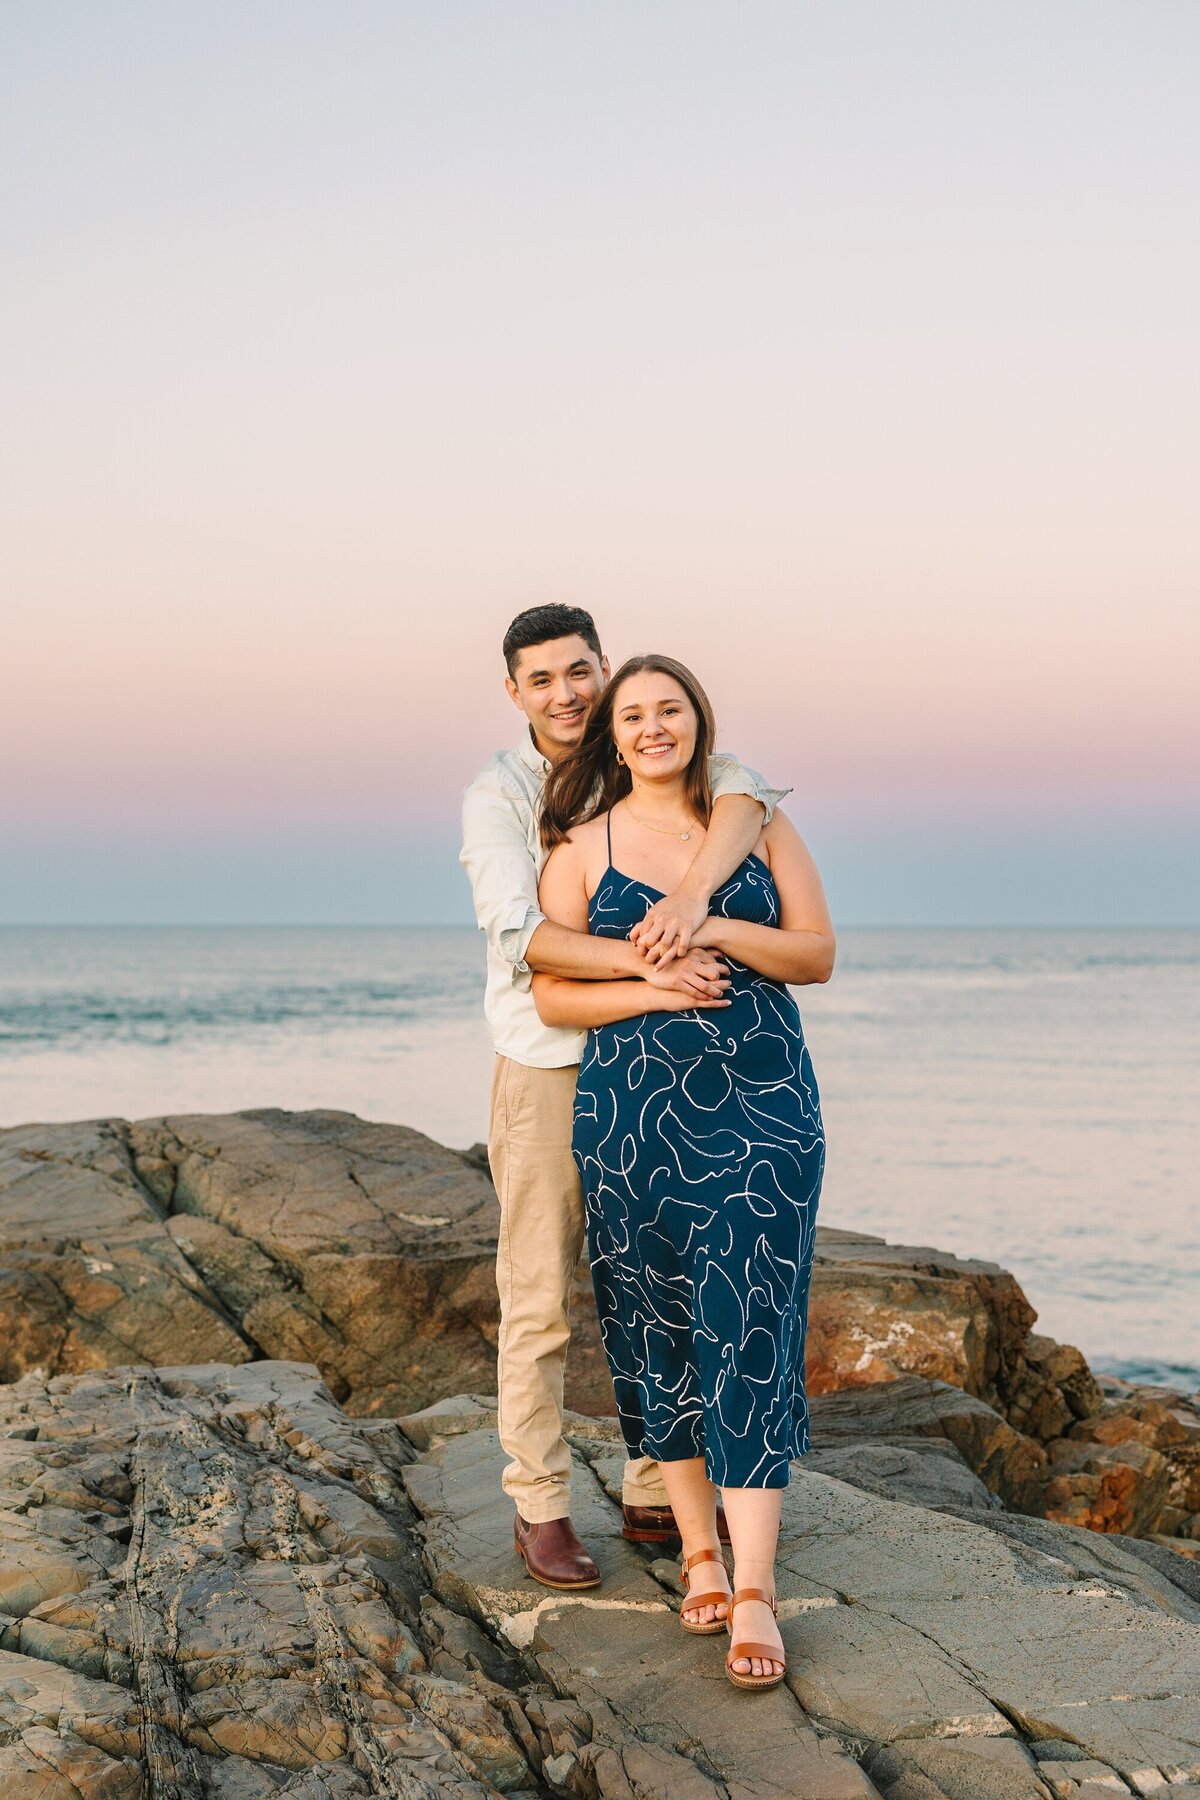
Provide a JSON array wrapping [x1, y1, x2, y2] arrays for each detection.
[[3, 920, 1198, 933]]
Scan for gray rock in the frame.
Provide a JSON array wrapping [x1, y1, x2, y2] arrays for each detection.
[[0, 1113, 1109, 1467], [938, 1506, 1200, 1622], [808, 1376, 1047, 1511], [886, 1589, 1199, 1792], [9, 1109, 1189, 1544], [5, 1110, 1200, 1792], [1028, 1742, 1093, 1762], [6, 1369, 1200, 1799], [772, 1467, 1200, 1788], [395, 1396, 1200, 1792], [401, 1412, 670, 1637], [400, 1396, 1200, 1795], [865, 1735, 1050, 1798], [401, 1397, 877, 1797], [1036, 1760, 1130, 1796], [0, 1363, 528, 1796], [802, 1441, 1001, 1513], [786, 1601, 1012, 1742], [419, 1594, 527, 1688]]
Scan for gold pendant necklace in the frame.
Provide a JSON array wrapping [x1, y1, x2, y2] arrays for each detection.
[[623, 801, 701, 842]]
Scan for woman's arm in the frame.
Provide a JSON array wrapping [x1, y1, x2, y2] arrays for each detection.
[[533, 963, 730, 1028], [692, 811, 836, 986], [630, 792, 767, 965], [533, 837, 732, 1026]]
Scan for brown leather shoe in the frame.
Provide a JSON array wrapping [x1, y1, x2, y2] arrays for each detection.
[[621, 1502, 732, 1546], [514, 1513, 601, 1590]]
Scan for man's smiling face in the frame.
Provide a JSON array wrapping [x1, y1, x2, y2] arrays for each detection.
[[506, 633, 609, 762]]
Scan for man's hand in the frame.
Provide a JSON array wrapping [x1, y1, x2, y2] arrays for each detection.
[[642, 947, 730, 1002], [630, 886, 710, 967]]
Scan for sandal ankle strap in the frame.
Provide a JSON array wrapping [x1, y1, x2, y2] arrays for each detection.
[[729, 1586, 776, 1613], [683, 1548, 725, 1572], [681, 1547, 727, 1587]]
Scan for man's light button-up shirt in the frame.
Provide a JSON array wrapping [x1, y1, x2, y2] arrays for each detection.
[[460, 734, 788, 1070]]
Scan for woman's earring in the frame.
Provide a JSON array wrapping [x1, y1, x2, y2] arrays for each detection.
[[615, 749, 625, 765]]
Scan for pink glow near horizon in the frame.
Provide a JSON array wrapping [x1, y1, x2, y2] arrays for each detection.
[[6, 567, 1196, 833]]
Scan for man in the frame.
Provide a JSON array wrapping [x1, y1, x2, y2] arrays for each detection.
[[461, 604, 785, 1589]]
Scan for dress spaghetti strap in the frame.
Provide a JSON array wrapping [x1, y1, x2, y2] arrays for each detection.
[[606, 808, 614, 864]]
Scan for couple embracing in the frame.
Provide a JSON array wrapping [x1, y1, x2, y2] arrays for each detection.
[[461, 604, 834, 1692]]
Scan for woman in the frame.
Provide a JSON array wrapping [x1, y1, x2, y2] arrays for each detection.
[[532, 654, 834, 1692]]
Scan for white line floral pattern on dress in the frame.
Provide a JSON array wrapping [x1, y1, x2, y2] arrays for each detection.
[[573, 844, 824, 1489]]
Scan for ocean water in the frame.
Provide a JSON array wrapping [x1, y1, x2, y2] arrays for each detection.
[[0, 925, 1196, 1390]]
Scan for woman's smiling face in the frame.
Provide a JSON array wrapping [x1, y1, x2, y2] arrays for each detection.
[[611, 671, 698, 780]]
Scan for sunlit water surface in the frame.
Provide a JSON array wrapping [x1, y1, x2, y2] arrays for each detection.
[[1, 926, 1196, 1387]]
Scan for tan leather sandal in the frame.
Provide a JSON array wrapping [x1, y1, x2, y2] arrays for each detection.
[[725, 1587, 786, 1691], [678, 1547, 731, 1636]]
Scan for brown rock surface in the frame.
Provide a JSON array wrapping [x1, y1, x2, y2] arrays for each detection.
[[1045, 1439, 1171, 1538], [0, 1110, 618, 1420], [0, 1112, 501, 1416], [0, 1111, 1086, 1426], [1036, 1384, 1200, 1540], [1094, 1379, 1200, 1520], [805, 1227, 1038, 1411], [2, 1110, 1193, 1546], [131, 1109, 509, 1415], [1005, 1334, 1106, 1443], [0, 1121, 252, 1383], [803, 1231, 1199, 1545]]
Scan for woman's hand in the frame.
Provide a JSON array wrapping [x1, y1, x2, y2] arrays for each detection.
[[644, 948, 731, 1005], [630, 885, 710, 964]]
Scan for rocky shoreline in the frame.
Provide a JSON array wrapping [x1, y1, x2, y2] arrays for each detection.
[[1, 1109, 1198, 1797]]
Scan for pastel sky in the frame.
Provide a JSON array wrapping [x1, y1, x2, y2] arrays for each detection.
[[2, 2, 1197, 924]]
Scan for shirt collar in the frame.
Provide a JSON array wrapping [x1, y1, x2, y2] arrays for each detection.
[[516, 726, 552, 777]]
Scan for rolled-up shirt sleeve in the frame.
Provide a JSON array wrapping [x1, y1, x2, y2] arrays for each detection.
[[708, 753, 791, 824], [460, 777, 545, 982]]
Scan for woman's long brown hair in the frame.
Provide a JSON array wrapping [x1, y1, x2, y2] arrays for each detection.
[[539, 654, 716, 850]]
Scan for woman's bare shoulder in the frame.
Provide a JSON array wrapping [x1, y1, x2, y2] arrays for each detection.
[[567, 812, 609, 850], [546, 812, 606, 856], [543, 813, 611, 907], [542, 812, 607, 873]]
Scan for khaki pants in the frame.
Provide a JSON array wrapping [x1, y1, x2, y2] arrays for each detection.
[[489, 1054, 668, 1522]]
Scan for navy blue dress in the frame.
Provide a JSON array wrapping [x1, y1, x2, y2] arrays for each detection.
[[573, 818, 824, 1489]]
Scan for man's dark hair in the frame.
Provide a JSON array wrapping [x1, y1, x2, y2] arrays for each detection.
[[502, 604, 602, 677]]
